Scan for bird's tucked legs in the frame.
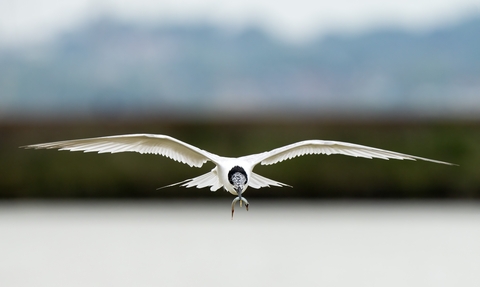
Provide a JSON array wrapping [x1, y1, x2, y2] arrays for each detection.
[[231, 196, 249, 219]]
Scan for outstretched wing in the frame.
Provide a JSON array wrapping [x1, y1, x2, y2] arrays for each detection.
[[243, 140, 454, 166], [21, 134, 221, 168]]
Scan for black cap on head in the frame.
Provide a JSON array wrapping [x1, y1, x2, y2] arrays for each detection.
[[228, 166, 248, 185]]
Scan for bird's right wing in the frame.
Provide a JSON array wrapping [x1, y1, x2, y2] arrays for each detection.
[[243, 140, 454, 166], [21, 134, 221, 168]]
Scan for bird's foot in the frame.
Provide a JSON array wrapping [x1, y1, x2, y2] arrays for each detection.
[[231, 197, 249, 219], [243, 198, 249, 211]]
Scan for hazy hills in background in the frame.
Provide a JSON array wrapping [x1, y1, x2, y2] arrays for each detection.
[[1, 16, 480, 121]]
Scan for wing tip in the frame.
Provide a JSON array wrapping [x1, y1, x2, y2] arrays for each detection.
[[409, 156, 457, 166], [20, 144, 43, 149]]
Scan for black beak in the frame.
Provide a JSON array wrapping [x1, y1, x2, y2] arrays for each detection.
[[235, 186, 243, 195]]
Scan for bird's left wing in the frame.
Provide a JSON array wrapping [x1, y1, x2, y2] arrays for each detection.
[[21, 134, 220, 167], [243, 140, 454, 166]]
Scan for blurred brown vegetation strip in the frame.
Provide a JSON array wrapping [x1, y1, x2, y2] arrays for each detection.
[[1, 119, 478, 199]]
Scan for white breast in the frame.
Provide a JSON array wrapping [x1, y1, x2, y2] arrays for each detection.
[[216, 158, 253, 195]]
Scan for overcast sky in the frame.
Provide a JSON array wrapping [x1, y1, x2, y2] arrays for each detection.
[[1, 0, 479, 46]]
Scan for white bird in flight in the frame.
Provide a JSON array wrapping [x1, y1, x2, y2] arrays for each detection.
[[23, 134, 453, 218]]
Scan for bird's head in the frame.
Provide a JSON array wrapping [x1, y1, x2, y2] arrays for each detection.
[[228, 166, 248, 194]]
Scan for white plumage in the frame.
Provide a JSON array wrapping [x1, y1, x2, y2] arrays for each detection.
[[22, 134, 453, 217]]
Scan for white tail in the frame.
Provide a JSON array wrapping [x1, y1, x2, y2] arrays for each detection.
[[248, 172, 291, 189], [158, 167, 222, 191]]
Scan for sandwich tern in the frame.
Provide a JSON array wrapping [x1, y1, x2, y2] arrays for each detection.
[[22, 134, 454, 218]]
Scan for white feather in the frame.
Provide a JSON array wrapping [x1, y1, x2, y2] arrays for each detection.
[[22, 134, 454, 200], [249, 172, 291, 189], [243, 140, 453, 166], [23, 134, 220, 168]]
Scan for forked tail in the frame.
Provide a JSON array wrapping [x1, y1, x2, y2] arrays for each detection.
[[157, 167, 222, 191], [248, 172, 292, 189]]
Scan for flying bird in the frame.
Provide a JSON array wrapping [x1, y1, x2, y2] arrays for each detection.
[[22, 134, 453, 218]]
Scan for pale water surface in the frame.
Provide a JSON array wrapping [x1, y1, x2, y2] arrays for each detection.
[[0, 201, 479, 287]]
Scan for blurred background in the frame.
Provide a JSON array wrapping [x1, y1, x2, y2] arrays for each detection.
[[1, 0, 480, 286]]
